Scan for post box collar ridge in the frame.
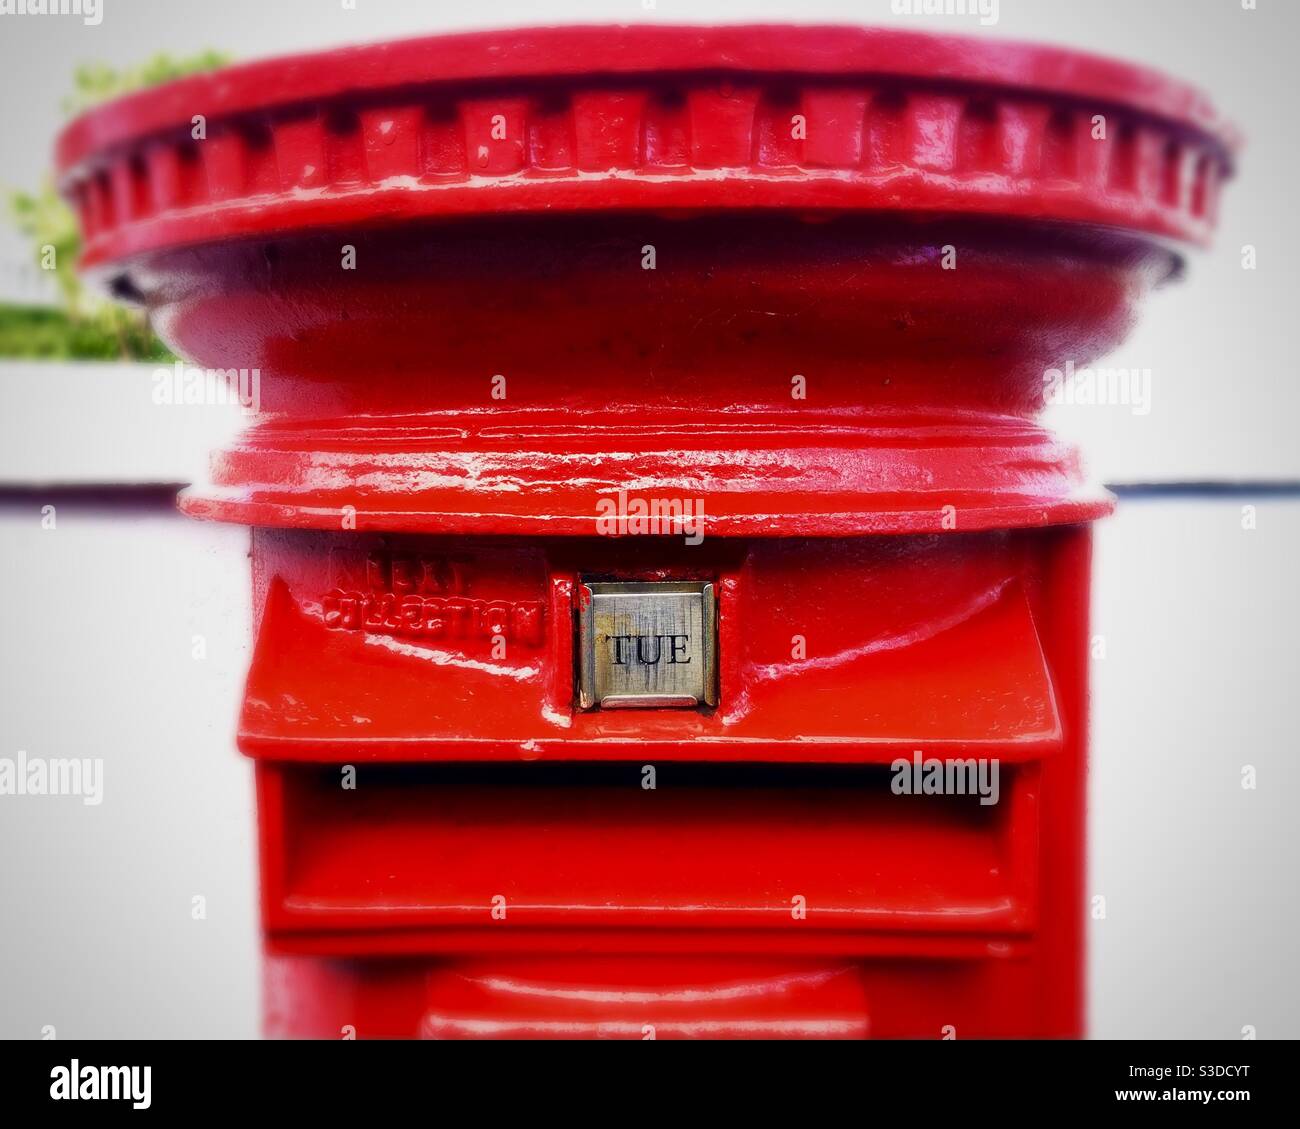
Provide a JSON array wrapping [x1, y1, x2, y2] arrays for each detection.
[[56, 23, 1233, 271]]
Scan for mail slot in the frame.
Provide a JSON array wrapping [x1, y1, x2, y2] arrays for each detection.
[[58, 25, 1233, 1038]]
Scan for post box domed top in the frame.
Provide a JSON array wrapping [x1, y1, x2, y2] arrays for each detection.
[[57, 23, 1234, 270], [55, 26, 1236, 535]]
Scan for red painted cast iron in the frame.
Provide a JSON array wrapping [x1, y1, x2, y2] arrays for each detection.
[[59, 25, 1232, 1038]]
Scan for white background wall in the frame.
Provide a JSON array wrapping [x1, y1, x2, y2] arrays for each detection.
[[4, 496, 1295, 1039]]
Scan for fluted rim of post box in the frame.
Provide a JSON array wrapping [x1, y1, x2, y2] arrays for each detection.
[[55, 24, 1236, 271]]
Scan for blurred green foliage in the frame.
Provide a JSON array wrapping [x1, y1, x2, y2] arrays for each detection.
[[0, 304, 173, 362], [2, 51, 231, 361], [60, 51, 231, 116]]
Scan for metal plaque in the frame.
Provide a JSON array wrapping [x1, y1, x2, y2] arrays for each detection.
[[577, 581, 717, 709]]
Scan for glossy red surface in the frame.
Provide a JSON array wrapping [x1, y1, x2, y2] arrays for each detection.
[[156, 217, 1156, 534], [241, 531, 1063, 761], [61, 25, 1227, 1038], [57, 24, 1235, 267], [242, 525, 1087, 1037], [416, 959, 874, 1040]]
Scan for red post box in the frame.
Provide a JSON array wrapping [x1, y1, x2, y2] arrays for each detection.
[[58, 25, 1232, 1038]]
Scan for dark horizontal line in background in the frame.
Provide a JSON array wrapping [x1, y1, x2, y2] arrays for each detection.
[[0, 481, 1297, 512], [1109, 481, 1300, 498], [0, 483, 183, 510]]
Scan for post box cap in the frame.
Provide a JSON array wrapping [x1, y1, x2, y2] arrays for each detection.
[[55, 26, 1236, 536], [57, 23, 1236, 270]]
